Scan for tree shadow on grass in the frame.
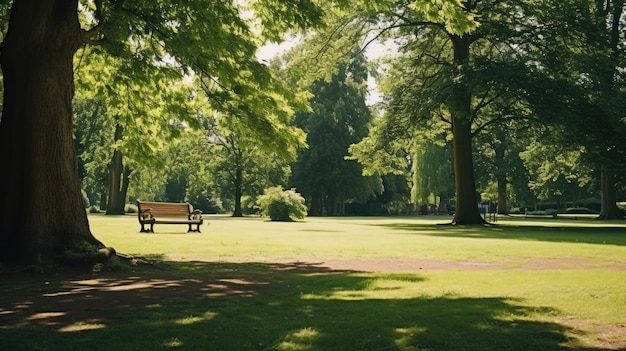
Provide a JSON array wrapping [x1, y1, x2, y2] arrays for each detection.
[[0, 260, 614, 351], [375, 222, 626, 246]]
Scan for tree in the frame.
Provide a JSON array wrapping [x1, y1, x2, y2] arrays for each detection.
[[585, 0, 626, 219], [290, 52, 382, 216], [153, 128, 219, 213], [489, 0, 626, 219], [347, 110, 418, 215], [473, 107, 535, 215], [74, 46, 200, 215], [0, 2, 108, 265], [73, 98, 114, 208], [519, 135, 594, 208], [0, 0, 325, 266], [203, 115, 292, 217], [325, 1, 545, 224]]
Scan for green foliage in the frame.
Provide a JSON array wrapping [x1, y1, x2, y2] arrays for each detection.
[[124, 204, 138, 214], [73, 98, 115, 201], [200, 113, 292, 216], [248, 0, 325, 42], [290, 52, 382, 215], [519, 138, 593, 203], [275, 0, 479, 89], [256, 186, 307, 221], [71, 0, 330, 204]]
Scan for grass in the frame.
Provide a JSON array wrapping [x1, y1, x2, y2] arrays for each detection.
[[1, 214, 625, 350]]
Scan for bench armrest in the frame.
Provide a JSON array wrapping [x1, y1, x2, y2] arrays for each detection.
[[140, 208, 154, 220], [189, 209, 203, 220]]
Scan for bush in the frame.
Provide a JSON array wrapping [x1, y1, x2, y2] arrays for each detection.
[[125, 204, 138, 213], [509, 207, 525, 214], [525, 209, 557, 217], [257, 186, 307, 221], [564, 207, 596, 214], [189, 194, 223, 214], [88, 205, 101, 214]]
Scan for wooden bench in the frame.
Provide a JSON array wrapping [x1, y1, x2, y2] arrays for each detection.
[[136, 201, 203, 233]]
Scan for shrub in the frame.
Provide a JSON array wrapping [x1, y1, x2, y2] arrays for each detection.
[[564, 207, 596, 214], [125, 204, 138, 213], [509, 207, 524, 214], [257, 186, 307, 221], [88, 205, 101, 213], [189, 194, 223, 214], [526, 209, 558, 217]]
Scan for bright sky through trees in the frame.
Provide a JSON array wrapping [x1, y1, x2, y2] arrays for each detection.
[[256, 37, 392, 105]]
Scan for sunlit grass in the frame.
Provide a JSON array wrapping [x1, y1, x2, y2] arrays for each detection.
[[89, 213, 626, 264], [1, 214, 624, 350]]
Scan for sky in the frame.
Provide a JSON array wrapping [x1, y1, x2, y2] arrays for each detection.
[[256, 38, 392, 106]]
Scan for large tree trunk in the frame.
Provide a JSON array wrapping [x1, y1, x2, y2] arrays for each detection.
[[0, 1, 106, 265], [449, 34, 484, 225], [598, 166, 621, 219]]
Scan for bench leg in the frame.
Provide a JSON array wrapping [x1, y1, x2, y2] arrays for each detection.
[[188, 223, 201, 233]]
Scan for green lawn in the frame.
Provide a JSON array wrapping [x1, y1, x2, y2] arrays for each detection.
[[1, 214, 625, 350]]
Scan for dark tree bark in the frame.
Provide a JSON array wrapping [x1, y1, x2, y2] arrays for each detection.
[[598, 167, 621, 219], [437, 195, 450, 215], [0, 1, 107, 265], [496, 176, 508, 215], [120, 166, 132, 208], [100, 192, 108, 211], [449, 34, 485, 225], [309, 196, 323, 216], [232, 165, 243, 217]]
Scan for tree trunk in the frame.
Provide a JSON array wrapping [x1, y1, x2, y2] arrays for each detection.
[[325, 194, 339, 216], [598, 166, 621, 219], [449, 34, 484, 225], [0, 0, 106, 265], [497, 176, 508, 215], [437, 195, 449, 215], [232, 165, 243, 217], [120, 166, 132, 210], [595, 2, 623, 221], [100, 191, 107, 211], [106, 123, 125, 215], [309, 195, 323, 216]]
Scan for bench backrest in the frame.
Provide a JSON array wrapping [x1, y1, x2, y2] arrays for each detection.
[[137, 201, 193, 217]]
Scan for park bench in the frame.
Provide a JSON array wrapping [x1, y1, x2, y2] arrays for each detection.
[[136, 200, 203, 233]]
